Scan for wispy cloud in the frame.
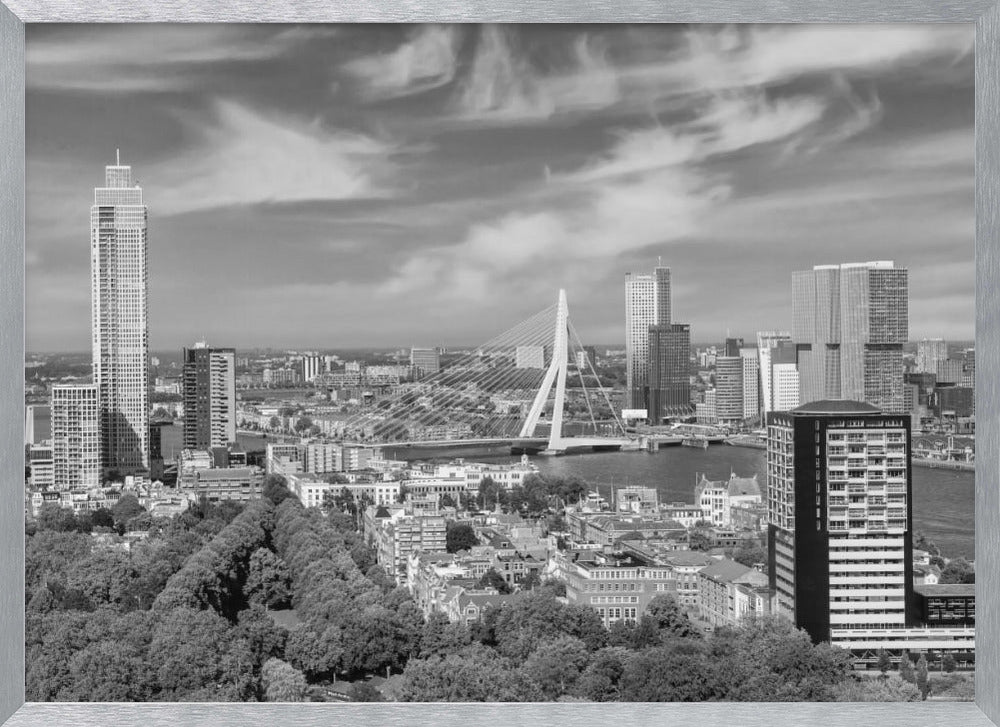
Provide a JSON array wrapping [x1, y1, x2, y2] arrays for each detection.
[[343, 25, 461, 101], [26, 25, 329, 94], [449, 26, 621, 126], [150, 101, 399, 214]]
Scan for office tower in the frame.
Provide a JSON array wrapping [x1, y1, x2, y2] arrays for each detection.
[[91, 153, 149, 473], [724, 337, 744, 358], [771, 360, 800, 412], [714, 356, 744, 424], [625, 263, 670, 410], [792, 261, 908, 414], [915, 338, 948, 375], [962, 348, 975, 388], [24, 405, 35, 446], [182, 342, 237, 450], [410, 347, 441, 377], [515, 345, 545, 369], [740, 347, 759, 422], [27, 443, 55, 490], [766, 401, 913, 644], [300, 355, 323, 382], [935, 359, 963, 386], [51, 384, 101, 490], [647, 323, 691, 422], [757, 331, 792, 419]]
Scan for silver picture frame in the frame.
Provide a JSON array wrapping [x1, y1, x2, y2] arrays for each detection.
[[1, 2, 998, 726]]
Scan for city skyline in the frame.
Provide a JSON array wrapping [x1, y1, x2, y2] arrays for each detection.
[[26, 24, 974, 351]]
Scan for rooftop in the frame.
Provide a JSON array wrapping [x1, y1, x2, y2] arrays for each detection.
[[914, 583, 976, 598], [790, 400, 882, 415]]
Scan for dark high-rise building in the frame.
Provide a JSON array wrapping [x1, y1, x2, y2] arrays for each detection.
[[182, 343, 236, 450], [647, 323, 692, 422], [792, 261, 908, 414], [724, 337, 744, 358], [766, 401, 914, 645]]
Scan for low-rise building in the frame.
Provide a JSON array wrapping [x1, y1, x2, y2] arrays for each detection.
[[697, 557, 770, 628], [177, 466, 264, 502], [558, 549, 678, 629], [695, 473, 762, 527], [662, 550, 715, 608]]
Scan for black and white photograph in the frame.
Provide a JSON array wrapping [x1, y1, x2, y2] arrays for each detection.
[[22, 23, 976, 703]]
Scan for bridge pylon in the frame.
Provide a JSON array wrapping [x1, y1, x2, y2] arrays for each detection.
[[518, 289, 569, 451]]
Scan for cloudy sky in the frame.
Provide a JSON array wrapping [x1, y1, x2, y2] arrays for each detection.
[[26, 24, 974, 352]]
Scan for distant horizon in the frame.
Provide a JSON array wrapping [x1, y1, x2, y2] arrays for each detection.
[[26, 337, 977, 358], [26, 24, 974, 351]]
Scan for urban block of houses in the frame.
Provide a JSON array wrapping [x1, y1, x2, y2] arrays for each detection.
[[696, 557, 771, 628], [695, 472, 763, 528]]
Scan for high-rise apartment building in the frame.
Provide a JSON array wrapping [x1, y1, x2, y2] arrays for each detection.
[[91, 154, 149, 473], [410, 347, 441, 377], [792, 261, 908, 414], [714, 356, 744, 424], [625, 264, 670, 410], [915, 338, 948, 375], [647, 323, 691, 422], [740, 347, 759, 422], [51, 384, 101, 490], [771, 361, 801, 412], [300, 355, 324, 382], [766, 401, 913, 644], [182, 342, 237, 450]]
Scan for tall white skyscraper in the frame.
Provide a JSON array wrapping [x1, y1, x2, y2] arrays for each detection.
[[625, 264, 670, 410], [91, 153, 149, 473], [757, 331, 795, 418]]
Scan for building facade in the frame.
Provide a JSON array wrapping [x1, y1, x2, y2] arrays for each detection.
[[792, 262, 908, 414], [915, 339, 948, 375], [647, 323, 691, 422], [182, 343, 236, 450], [625, 264, 670, 410], [410, 348, 441, 377], [740, 348, 760, 423], [91, 155, 150, 473], [714, 356, 744, 424], [767, 400, 913, 644], [51, 384, 101, 490]]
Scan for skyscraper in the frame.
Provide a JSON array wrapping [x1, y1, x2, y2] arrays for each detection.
[[740, 347, 759, 422], [757, 331, 790, 419], [792, 261, 908, 414], [647, 323, 692, 422], [182, 342, 237, 450], [625, 263, 670, 410], [766, 401, 913, 644], [51, 384, 100, 491], [91, 153, 149, 473], [915, 338, 948, 374], [714, 356, 744, 424]]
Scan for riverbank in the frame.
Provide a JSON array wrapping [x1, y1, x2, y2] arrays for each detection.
[[724, 439, 974, 471]]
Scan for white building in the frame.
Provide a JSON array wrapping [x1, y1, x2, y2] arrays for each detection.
[[91, 153, 149, 473], [27, 443, 55, 490], [625, 265, 670, 410], [51, 384, 101, 490], [771, 363, 800, 412], [740, 348, 759, 422], [915, 338, 949, 375], [695, 473, 762, 527], [515, 345, 545, 369]]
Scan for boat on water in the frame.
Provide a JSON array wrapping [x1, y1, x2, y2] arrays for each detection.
[[681, 436, 709, 449]]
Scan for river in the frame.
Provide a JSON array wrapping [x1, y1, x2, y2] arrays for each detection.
[[61, 416, 979, 561]]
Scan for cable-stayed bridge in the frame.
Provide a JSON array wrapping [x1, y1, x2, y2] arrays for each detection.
[[336, 290, 638, 455]]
